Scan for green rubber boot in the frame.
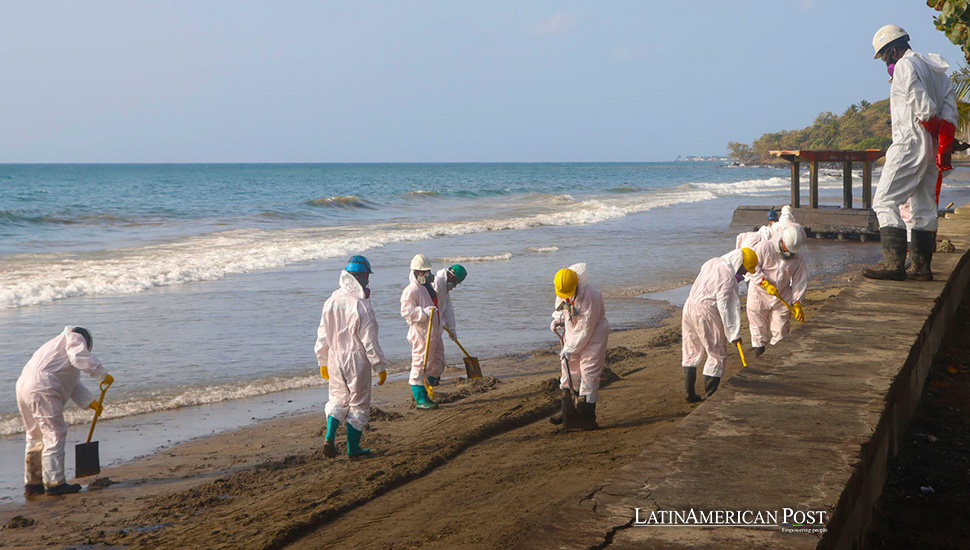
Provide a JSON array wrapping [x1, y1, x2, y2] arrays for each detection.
[[346, 424, 371, 457], [323, 416, 340, 458], [411, 384, 438, 410]]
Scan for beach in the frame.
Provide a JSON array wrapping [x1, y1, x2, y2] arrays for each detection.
[[0, 277, 845, 549]]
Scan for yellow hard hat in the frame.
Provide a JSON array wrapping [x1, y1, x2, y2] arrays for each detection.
[[554, 268, 578, 299], [741, 248, 758, 274]]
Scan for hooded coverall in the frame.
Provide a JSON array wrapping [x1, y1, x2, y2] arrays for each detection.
[[401, 271, 444, 386], [682, 250, 745, 379], [747, 233, 808, 348], [551, 263, 610, 403], [315, 271, 388, 431], [736, 225, 774, 249], [16, 326, 108, 487], [432, 267, 457, 345], [874, 50, 957, 232]]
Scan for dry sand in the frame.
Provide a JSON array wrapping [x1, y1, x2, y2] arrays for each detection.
[[0, 281, 848, 549]]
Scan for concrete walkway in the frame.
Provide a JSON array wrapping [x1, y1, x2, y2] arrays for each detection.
[[515, 207, 970, 550]]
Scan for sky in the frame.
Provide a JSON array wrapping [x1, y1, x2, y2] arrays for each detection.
[[0, 1, 963, 163]]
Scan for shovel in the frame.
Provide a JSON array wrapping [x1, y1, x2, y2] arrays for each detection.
[[75, 378, 111, 478], [761, 277, 805, 323], [444, 328, 482, 379], [555, 327, 584, 430]]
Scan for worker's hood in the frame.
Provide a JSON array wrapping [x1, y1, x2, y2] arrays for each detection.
[[567, 262, 589, 291], [719, 249, 745, 273], [909, 50, 950, 75], [339, 270, 366, 299]]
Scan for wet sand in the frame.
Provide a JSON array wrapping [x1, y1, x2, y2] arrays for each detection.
[[0, 281, 847, 549]]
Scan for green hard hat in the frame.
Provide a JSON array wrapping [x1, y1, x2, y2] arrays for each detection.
[[449, 264, 468, 283]]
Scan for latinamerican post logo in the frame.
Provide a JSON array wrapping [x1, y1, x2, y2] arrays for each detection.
[[634, 508, 828, 533]]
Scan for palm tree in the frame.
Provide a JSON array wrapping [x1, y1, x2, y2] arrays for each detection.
[[950, 64, 970, 148]]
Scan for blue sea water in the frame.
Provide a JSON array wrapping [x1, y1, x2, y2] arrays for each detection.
[[2, 161, 964, 492]]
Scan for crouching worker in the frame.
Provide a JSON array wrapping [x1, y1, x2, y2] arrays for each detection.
[[549, 263, 610, 430], [682, 248, 758, 402], [16, 326, 114, 496], [400, 253, 442, 409], [316, 255, 388, 458]]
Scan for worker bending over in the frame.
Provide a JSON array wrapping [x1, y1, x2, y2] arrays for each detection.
[[16, 326, 114, 496], [549, 263, 610, 430], [316, 255, 387, 458], [682, 249, 758, 401], [747, 226, 808, 357]]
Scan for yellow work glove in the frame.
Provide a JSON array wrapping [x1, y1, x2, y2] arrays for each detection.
[[793, 302, 805, 322], [759, 279, 779, 297], [102, 373, 114, 387], [89, 400, 103, 416], [320, 365, 329, 380], [378, 371, 387, 386]]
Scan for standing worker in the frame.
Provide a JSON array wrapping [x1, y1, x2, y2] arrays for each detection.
[[549, 263, 610, 430], [736, 208, 779, 249], [433, 263, 468, 347], [682, 248, 759, 401], [747, 226, 808, 357], [400, 254, 443, 409], [865, 25, 957, 281], [16, 326, 114, 496], [316, 255, 388, 458]]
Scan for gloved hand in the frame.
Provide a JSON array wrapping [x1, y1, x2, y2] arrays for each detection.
[[320, 365, 329, 380], [731, 338, 742, 345], [447, 329, 457, 342], [560, 350, 571, 363], [89, 400, 103, 416], [378, 371, 387, 386], [793, 302, 805, 322], [939, 119, 956, 171], [550, 318, 565, 333], [102, 373, 114, 387], [759, 279, 779, 297]]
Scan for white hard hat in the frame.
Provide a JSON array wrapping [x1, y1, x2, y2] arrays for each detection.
[[410, 253, 432, 271], [872, 24, 908, 59], [781, 226, 805, 254]]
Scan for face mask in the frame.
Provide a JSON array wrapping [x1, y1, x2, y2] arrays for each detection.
[[364, 287, 371, 299], [735, 273, 745, 283], [416, 271, 430, 285], [557, 299, 579, 319], [887, 63, 895, 78], [780, 251, 795, 260], [447, 282, 456, 291]]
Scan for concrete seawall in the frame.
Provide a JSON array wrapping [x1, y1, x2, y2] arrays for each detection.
[[515, 206, 970, 550]]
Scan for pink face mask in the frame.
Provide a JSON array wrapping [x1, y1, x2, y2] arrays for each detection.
[[887, 63, 895, 78]]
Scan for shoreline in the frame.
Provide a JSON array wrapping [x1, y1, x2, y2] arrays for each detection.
[[0, 270, 855, 548]]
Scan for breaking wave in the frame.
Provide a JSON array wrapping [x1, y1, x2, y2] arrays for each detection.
[[406, 190, 439, 198], [306, 195, 376, 209], [438, 253, 513, 263], [526, 246, 560, 254]]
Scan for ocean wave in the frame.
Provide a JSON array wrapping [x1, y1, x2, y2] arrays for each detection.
[[0, 183, 741, 309], [406, 190, 439, 198], [526, 245, 559, 253], [0, 210, 132, 227], [438, 253, 513, 263], [608, 186, 639, 193], [684, 174, 846, 195], [306, 195, 376, 209], [0, 373, 324, 436]]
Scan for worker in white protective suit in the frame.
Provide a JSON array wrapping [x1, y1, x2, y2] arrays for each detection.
[[682, 248, 759, 401], [736, 208, 780, 249], [548, 263, 610, 430], [15, 326, 114, 496], [865, 24, 957, 281], [400, 253, 443, 410], [316, 255, 387, 458], [746, 226, 809, 357], [433, 263, 468, 346]]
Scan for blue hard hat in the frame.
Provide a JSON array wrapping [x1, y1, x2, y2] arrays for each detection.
[[345, 255, 373, 274], [767, 209, 779, 222]]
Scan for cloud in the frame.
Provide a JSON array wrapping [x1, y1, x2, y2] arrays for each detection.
[[536, 12, 577, 36]]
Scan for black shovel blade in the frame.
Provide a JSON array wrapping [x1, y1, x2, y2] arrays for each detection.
[[463, 357, 483, 379], [561, 395, 585, 430], [75, 441, 100, 478]]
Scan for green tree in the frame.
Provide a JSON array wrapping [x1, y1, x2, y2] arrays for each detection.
[[928, 0, 970, 64], [726, 141, 756, 164]]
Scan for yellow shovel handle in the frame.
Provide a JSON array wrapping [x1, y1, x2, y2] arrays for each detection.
[[86, 383, 110, 444], [762, 277, 803, 323], [736, 341, 747, 367], [423, 308, 436, 400], [445, 328, 473, 359]]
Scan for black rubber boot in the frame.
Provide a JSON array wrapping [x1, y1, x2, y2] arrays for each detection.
[[24, 484, 44, 497], [704, 375, 720, 399], [863, 227, 907, 281], [45, 483, 81, 496], [753, 346, 766, 358], [684, 367, 702, 402], [582, 401, 598, 431], [911, 230, 935, 281], [550, 388, 571, 424]]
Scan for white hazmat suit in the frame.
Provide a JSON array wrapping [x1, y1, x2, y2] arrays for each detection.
[[551, 263, 610, 403], [315, 271, 388, 431], [747, 234, 808, 348], [735, 225, 774, 249], [432, 267, 458, 342], [682, 250, 745, 378], [874, 50, 957, 232], [401, 271, 444, 386], [16, 326, 108, 487]]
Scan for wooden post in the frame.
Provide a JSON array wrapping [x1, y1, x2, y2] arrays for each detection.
[[810, 160, 819, 208], [791, 161, 800, 208], [843, 160, 853, 209], [863, 159, 873, 209]]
